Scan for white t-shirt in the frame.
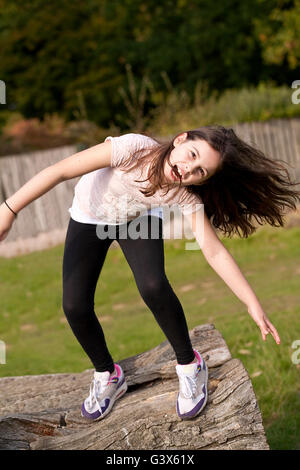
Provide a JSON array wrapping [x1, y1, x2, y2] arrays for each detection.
[[68, 133, 202, 225]]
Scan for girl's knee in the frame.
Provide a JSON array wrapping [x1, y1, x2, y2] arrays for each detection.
[[62, 297, 92, 321], [139, 276, 169, 303]]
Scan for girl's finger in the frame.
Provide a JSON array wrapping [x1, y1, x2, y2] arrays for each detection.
[[265, 319, 281, 344], [260, 322, 280, 344], [270, 326, 281, 344], [260, 326, 269, 341]]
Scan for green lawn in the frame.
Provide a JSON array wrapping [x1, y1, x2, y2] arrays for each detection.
[[0, 224, 299, 449]]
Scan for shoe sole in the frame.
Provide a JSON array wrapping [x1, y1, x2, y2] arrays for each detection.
[[81, 380, 128, 421], [177, 363, 209, 420]]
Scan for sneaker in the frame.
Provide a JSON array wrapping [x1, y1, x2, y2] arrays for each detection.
[[81, 363, 127, 420], [175, 349, 208, 419]]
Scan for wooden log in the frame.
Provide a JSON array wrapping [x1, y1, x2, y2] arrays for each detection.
[[0, 324, 269, 450]]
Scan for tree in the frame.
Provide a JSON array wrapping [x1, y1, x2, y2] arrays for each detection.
[[254, 0, 300, 70], [0, 0, 298, 129]]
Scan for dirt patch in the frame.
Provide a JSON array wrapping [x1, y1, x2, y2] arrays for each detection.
[[179, 284, 196, 293], [20, 324, 38, 332], [112, 303, 126, 311]]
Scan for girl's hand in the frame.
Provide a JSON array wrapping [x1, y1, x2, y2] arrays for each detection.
[[248, 304, 281, 345], [248, 304, 281, 344], [0, 203, 16, 242]]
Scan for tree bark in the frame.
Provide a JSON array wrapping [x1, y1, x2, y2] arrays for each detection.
[[0, 324, 269, 450]]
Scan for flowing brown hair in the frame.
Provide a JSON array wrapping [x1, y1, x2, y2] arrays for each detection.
[[123, 126, 300, 238]]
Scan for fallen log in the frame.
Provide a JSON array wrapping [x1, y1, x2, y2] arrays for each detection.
[[0, 324, 269, 450]]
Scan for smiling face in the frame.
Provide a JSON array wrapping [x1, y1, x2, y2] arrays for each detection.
[[164, 132, 221, 186]]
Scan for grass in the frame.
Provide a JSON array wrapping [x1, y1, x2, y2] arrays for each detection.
[[0, 224, 299, 449]]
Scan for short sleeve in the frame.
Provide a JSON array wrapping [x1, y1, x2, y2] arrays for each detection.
[[177, 190, 203, 216], [105, 133, 158, 168]]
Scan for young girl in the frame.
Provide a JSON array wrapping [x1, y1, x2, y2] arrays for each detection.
[[0, 127, 299, 422]]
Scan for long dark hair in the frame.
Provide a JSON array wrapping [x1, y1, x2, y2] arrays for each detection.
[[123, 126, 300, 238]]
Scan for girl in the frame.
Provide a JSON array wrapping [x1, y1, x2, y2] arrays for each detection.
[[0, 127, 299, 422]]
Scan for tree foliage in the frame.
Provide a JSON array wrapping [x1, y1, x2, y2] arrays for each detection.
[[254, 0, 300, 70], [0, 0, 299, 129]]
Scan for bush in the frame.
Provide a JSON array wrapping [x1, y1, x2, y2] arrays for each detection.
[[0, 113, 72, 156], [147, 81, 300, 136], [0, 113, 120, 156]]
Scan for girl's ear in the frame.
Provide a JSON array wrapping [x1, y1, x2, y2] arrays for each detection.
[[173, 132, 188, 147]]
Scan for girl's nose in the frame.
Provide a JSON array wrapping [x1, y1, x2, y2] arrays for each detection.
[[183, 163, 190, 176], [185, 161, 196, 174], [184, 161, 192, 171]]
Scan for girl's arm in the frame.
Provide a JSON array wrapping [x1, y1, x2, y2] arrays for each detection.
[[0, 140, 112, 241], [185, 209, 280, 344]]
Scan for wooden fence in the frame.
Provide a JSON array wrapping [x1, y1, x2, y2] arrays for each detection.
[[0, 118, 299, 245], [233, 118, 300, 184], [0, 145, 79, 243]]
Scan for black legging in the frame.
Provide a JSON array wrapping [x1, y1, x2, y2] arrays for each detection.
[[62, 215, 195, 373]]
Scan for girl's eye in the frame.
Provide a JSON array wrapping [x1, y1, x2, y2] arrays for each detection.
[[190, 151, 204, 176]]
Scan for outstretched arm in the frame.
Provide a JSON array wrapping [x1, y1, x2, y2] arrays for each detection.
[[0, 140, 112, 241], [185, 208, 280, 344]]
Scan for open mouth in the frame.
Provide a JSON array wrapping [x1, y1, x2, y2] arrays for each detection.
[[171, 164, 182, 181]]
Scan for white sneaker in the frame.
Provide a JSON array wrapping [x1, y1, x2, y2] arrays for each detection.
[[175, 349, 208, 419], [81, 363, 127, 420]]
